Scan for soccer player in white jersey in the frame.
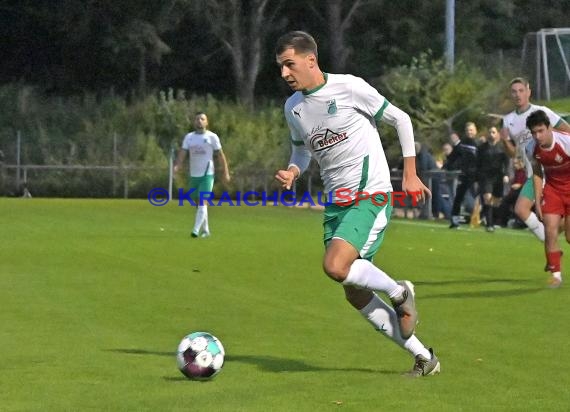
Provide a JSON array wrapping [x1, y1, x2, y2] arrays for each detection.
[[174, 112, 230, 238], [274, 31, 440, 377], [500, 77, 570, 241]]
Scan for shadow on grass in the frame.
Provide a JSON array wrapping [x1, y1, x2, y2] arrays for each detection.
[[407, 278, 547, 299], [106, 348, 173, 356], [421, 287, 546, 299], [106, 349, 399, 375], [224, 354, 394, 374], [414, 278, 536, 286]]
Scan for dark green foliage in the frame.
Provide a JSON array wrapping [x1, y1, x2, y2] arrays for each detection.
[[1, 0, 567, 98], [373, 52, 506, 163], [0, 86, 289, 197]]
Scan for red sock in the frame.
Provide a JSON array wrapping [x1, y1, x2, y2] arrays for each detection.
[[546, 250, 562, 273]]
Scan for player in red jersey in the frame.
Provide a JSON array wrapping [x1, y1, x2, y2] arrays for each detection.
[[526, 110, 570, 288]]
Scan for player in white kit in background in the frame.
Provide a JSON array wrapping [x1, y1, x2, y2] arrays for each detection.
[[174, 112, 230, 238]]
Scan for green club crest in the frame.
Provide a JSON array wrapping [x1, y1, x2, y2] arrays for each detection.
[[327, 99, 337, 114]]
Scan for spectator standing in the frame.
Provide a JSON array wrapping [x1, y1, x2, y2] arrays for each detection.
[[446, 123, 479, 228], [477, 126, 510, 232]]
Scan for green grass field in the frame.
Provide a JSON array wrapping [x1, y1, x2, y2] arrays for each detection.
[[1, 198, 569, 411]]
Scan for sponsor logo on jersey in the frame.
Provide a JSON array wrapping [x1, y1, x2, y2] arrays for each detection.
[[293, 108, 302, 118], [327, 99, 337, 115], [514, 131, 532, 145], [191, 146, 208, 155], [309, 128, 348, 151]]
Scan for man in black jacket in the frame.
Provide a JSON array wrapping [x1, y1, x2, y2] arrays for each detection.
[[477, 126, 509, 232], [445, 122, 479, 229]]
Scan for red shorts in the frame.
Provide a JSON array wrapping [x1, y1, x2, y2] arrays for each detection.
[[541, 185, 570, 216]]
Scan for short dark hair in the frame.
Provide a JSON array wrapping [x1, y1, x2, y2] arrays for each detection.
[[275, 31, 318, 57], [509, 77, 529, 87], [526, 110, 550, 130]]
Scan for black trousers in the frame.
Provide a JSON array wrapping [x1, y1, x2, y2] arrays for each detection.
[[451, 175, 478, 217]]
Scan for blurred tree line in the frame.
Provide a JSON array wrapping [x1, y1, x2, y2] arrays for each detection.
[[2, 0, 567, 101], [0, 0, 567, 196]]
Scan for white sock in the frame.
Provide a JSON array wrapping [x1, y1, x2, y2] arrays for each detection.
[[193, 206, 207, 234], [342, 259, 402, 298], [524, 213, 545, 241], [360, 293, 431, 359], [552, 271, 562, 280], [201, 207, 209, 233]]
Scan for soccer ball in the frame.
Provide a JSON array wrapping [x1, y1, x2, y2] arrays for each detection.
[[176, 332, 225, 380]]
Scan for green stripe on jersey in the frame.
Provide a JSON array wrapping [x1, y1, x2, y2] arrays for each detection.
[[291, 138, 305, 146], [374, 99, 390, 122], [303, 73, 329, 95], [358, 155, 369, 191]]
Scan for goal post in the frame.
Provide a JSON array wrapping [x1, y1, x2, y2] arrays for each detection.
[[521, 28, 570, 101]]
